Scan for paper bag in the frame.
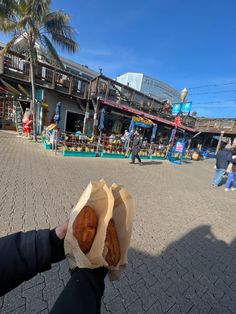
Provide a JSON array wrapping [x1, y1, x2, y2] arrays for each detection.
[[64, 180, 114, 269], [64, 180, 135, 280], [108, 183, 135, 280]]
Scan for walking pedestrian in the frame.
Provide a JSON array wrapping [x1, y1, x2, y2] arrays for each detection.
[[212, 143, 233, 187], [225, 148, 236, 191], [130, 129, 143, 165]]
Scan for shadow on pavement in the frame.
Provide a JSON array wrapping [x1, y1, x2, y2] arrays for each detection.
[[182, 160, 192, 164], [103, 226, 236, 313], [219, 176, 228, 187], [141, 161, 163, 166]]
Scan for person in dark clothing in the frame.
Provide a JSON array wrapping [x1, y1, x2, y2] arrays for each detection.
[[225, 149, 236, 191], [212, 144, 233, 186], [130, 129, 143, 165], [0, 221, 107, 313]]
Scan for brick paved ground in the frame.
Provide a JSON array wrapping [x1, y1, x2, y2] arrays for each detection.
[[0, 131, 236, 313]]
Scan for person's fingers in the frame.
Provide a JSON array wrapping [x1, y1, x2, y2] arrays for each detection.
[[55, 220, 69, 240]]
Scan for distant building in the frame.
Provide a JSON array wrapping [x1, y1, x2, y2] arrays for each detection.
[[116, 72, 180, 103], [60, 57, 99, 80]]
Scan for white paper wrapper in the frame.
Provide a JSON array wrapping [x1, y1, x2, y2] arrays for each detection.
[[108, 183, 135, 280], [64, 179, 135, 280]]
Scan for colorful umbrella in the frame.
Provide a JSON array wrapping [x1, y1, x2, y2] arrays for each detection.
[[53, 102, 61, 126], [169, 128, 176, 144], [128, 120, 135, 137], [151, 124, 157, 140], [98, 108, 105, 132]]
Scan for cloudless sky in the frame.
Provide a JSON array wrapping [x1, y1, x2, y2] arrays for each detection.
[[1, 0, 236, 118]]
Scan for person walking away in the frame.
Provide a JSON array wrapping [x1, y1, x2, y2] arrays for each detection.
[[225, 148, 236, 191], [122, 130, 130, 150], [212, 144, 233, 187], [130, 129, 143, 165]]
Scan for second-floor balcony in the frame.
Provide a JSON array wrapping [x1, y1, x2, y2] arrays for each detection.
[[89, 75, 196, 130], [0, 49, 196, 131], [0, 50, 89, 99], [195, 118, 236, 135]]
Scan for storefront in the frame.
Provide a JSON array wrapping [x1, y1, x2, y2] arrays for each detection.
[[102, 108, 131, 135], [64, 110, 84, 133], [0, 95, 15, 130], [99, 98, 195, 143]]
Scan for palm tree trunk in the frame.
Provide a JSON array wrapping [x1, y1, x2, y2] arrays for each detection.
[[29, 50, 37, 141]]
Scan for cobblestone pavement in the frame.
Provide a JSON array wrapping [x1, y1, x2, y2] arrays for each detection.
[[0, 131, 236, 313]]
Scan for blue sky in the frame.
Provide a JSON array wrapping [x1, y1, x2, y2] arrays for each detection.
[[1, 0, 236, 118]]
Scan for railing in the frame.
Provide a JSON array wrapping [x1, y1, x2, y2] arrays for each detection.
[[60, 133, 168, 157], [195, 119, 236, 134], [47, 133, 192, 160], [89, 75, 196, 129], [0, 50, 197, 130], [1, 50, 89, 99]]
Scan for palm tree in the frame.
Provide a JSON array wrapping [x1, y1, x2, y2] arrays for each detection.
[[0, 0, 78, 139]]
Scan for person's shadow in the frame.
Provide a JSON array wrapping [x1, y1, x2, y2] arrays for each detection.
[[102, 225, 236, 313], [141, 161, 163, 166], [2, 226, 236, 313]]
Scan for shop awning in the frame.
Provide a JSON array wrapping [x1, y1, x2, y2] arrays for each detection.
[[100, 98, 196, 133], [0, 78, 20, 96]]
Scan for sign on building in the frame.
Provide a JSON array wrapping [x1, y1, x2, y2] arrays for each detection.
[[172, 102, 192, 116], [181, 102, 192, 116], [171, 103, 181, 116]]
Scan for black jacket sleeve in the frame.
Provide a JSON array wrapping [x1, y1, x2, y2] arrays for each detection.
[[0, 229, 65, 296], [50, 267, 108, 314]]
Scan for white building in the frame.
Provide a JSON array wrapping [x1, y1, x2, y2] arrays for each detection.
[[116, 72, 180, 103]]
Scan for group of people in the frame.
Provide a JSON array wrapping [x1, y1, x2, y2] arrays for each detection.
[[212, 143, 236, 191]]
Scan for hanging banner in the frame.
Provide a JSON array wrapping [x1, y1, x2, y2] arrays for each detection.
[[169, 128, 176, 144], [172, 102, 192, 116], [151, 124, 158, 140], [98, 108, 105, 132], [181, 102, 192, 116], [14, 101, 23, 135], [132, 116, 153, 128], [175, 141, 185, 153], [171, 103, 181, 116]]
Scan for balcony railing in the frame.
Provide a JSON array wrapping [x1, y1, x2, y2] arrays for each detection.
[[89, 75, 196, 129], [195, 119, 236, 134], [0, 50, 89, 99], [0, 50, 197, 130]]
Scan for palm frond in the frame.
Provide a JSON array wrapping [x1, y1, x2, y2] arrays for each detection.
[[50, 33, 78, 54], [40, 35, 64, 68], [18, 15, 31, 30], [44, 11, 78, 53], [27, 0, 50, 22], [25, 17, 41, 40], [18, 0, 27, 13], [44, 10, 69, 29], [0, 0, 78, 69], [0, 18, 17, 32], [0, 0, 18, 18]]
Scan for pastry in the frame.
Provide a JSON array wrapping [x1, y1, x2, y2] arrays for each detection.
[[73, 206, 98, 253], [104, 219, 121, 266]]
